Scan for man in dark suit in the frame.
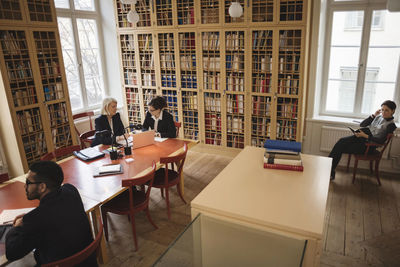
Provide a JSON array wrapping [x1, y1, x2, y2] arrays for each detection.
[[142, 96, 176, 138], [6, 161, 97, 267]]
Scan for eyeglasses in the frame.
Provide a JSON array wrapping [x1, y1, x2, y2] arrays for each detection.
[[148, 108, 159, 113], [25, 179, 42, 186]]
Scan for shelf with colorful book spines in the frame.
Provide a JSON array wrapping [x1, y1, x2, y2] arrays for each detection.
[[138, 33, 156, 87], [278, 29, 301, 96], [204, 92, 222, 146], [27, 0, 53, 23], [252, 0, 274, 22], [120, 34, 138, 86], [158, 32, 176, 89], [276, 97, 298, 140], [162, 89, 179, 122], [226, 93, 245, 148], [156, 0, 173, 26], [126, 87, 142, 124], [225, 31, 244, 92], [0, 0, 23, 21], [178, 32, 197, 90], [181, 90, 199, 140], [251, 95, 272, 147], [200, 0, 219, 24], [177, 0, 195, 25], [47, 102, 72, 147], [201, 31, 220, 91], [252, 30, 273, 94], [280, 0, 303, 22]]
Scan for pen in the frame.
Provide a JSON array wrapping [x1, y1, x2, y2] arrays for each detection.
[[2, 220, 13, 225]]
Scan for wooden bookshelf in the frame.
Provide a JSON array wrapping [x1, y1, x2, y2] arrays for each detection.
[[116, 0, 309, 149], [0, 1, 76, 175]]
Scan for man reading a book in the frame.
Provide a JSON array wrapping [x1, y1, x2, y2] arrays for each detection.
[[5, 161, 97, 266], [328, 100, 397, 180]]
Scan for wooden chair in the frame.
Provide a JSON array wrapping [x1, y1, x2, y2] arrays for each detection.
[[101, 163, 157, 251], [152, 143, 187, 219], [73, 112, 95, 148], [40, 145, 81, 161], [174, 121, 181, 138], [42, 218, 103, 267], [347, 134, 393, 186]]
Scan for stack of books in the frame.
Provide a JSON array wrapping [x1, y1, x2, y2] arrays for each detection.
[[263, 140, 303, 171]]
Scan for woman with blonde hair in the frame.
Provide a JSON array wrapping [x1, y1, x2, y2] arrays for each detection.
[[91, 97, 126, 146]]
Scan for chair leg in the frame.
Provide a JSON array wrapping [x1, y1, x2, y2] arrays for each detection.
[[347, 154, 351, 172], [369, 161, 373, 173], [129, 213, 138, 251], [177, 183, 187, 204], [101, 209, 109, 242], [160, 188, 164, 198], [352, 159, 358, 184], [145, 208, 158, 229], [375, 160, 382, 186], [165, 188, 171, 220]]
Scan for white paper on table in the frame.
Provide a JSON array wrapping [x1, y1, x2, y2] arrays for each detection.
[[155, 137, 168, 142], [0, 208, 35, 224]]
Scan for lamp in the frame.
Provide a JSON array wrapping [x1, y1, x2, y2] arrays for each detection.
[[120, 0, 137, 4], [229, 1, 243, 18], [127, 9, 140, 24]]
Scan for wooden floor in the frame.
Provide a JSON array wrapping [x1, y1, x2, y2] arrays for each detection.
[[8, 150, 400, 266]]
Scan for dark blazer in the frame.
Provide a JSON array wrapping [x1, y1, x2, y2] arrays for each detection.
[[6, 184, 97, 267], [92, 113, 125, 146], [142, 110, 176, 138]]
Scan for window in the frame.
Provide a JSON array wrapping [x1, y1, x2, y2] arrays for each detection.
[[55, 0, 105, 112], [321, 5, 400, 118]]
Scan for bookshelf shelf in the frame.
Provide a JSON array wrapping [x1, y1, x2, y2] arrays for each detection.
[[115, 0, 309, 149]]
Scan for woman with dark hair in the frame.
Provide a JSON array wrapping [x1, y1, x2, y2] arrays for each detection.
[[142, 96, 176, 138], [329, 100, 397, 180]]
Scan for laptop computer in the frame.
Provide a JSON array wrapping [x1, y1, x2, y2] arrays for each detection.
[[131, 130, 156, 149]]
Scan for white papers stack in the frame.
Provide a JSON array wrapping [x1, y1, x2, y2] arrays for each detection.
[[0, 208, 34, 224], [99, 164, 121, 174]]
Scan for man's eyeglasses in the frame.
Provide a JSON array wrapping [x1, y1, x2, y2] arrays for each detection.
[[25, 179, 42, 186]]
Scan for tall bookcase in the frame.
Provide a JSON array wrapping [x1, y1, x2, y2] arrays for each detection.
[[115, 0, 309, 149], [0, 0, 76, 175]]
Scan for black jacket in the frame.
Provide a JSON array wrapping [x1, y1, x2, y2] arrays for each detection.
[[142, 110, 176, 138], [92, 113, 125, 146], [6, 184, 97, 267]]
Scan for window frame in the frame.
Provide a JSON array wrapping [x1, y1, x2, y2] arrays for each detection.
[[55, 0, 107, 113], [319, 0, 400, 120]]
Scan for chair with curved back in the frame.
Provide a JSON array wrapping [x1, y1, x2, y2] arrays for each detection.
[[101, 163, 157, 251], [347, 133, 393, 186], [40, 145, 81, 161], [42, 218, 103, 267], [73, 112, 95, 148], [174, 121, 181, 138], [152, 143, 187, 219]]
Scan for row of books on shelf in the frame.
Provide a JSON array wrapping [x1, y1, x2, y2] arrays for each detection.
[[227, 116, 244, 134], [143, 89, 156, 105], [181, 75, 197, 89], [276, 120, 297, 140], [180, 55, 196, 71], [121, 35, 135, 50], [6, 60, 32, 80], [253, 97, 271, 116], [252, 31, 273, 50], [122, 53, 135, 68], [51, 126, 71, 148], [204, 95, 221, 112], [278, 76, 299, 94], [205, 113, 221, 131], [179, 33, 196, 50], [205, 133, 222, 145], [252, 76, 271, 93], [39, 60, 61, 77], [225, 33, 244, 50], [227, 135, 245, 149], [17, 110, 42, 135], [160, 53, 175, 69], [227, 94, 244, 114], [161, 75, 176, 88], [203, 57, 220, 71], [253, 55, 272, 72], [252, 118, 271, 137], [140, 54, 154, 69], [142, 73, 156, 87], [183, 128, 198, 140], [23, 132, 46, 159], [0, 31, 26, 54], [177, 8, 195, 25], [156, 12, 173, 26], [48, 104, 69, 127], [279, 31, 302, 49], [182, 94, 198, 110], [226, 54, 244, 72], [204, 73, 220, 90], [278, 56, 300, 73], [43, 83, 63, 101], [159, 34, 174, 50], [277, 101, 298, 118], [183, 110, 198, 120], [226, 73, 244, 92], [12, 87, 37, 106], [124, 71, 138, 85], [263, 140, 303, 171], [251, 137, 268, 147], [202, 33, 220, 50], [138, 35, 153, 50]]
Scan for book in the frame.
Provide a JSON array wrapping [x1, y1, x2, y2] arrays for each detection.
[[264, 139, 301, 152], [264, 163, 304, 171], [93, 164, 123, 177], [348, 126, 372, 136], [264, 151, 302, 166]]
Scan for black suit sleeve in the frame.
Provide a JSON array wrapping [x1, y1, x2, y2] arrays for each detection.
[[112, 113, 125, 136], [92, 115, 112, 146], [142, 112, 153, 131], [158, 111, 176, 138]]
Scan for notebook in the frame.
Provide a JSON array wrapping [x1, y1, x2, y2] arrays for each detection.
[[132, 130, 155, 149]]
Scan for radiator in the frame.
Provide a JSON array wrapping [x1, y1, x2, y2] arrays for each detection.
[[320, 126, 349, 152]]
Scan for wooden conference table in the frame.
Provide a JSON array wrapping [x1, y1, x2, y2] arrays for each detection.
[[0, 138, 195, 266], [191, 146, 331, 267]]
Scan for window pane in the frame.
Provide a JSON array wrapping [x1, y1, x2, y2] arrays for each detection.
[[57, 17, 83, 110], [77, 18, 104, 107], [54, 0, 69, 8], [326, 11, 363, 113], [74, 0, 95, 11], [362, 10, 400, 114]]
